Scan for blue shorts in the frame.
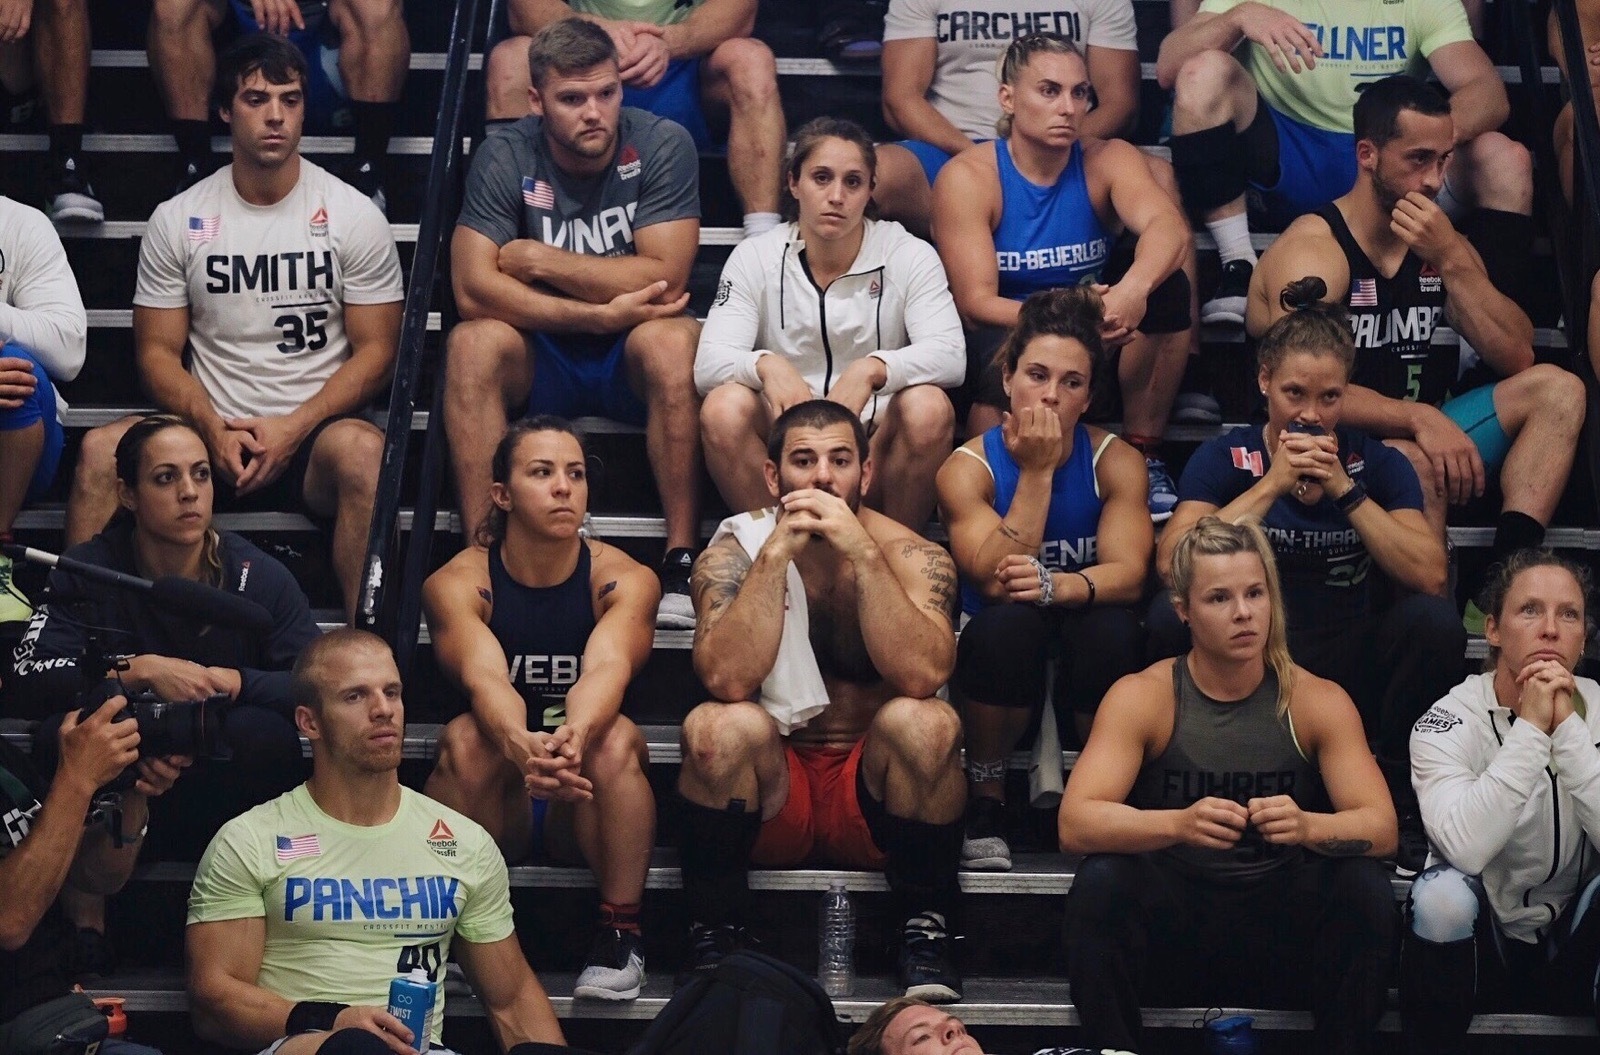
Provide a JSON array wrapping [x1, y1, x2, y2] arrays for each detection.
[[1440, 382, 1512, 471], [529, 795, 550, 865], [229, 0, 349, 131], [897, 138, 989, 186], [0, 345, 63, 502], [625, 59, 714, 150], [1254, 105, 1356, 223], [527, 331, 648, 425]]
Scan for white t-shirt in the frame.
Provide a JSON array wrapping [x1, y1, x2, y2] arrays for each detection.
[[0, 196, 87, 416], [883, 0, 1138, 141], [134, 161, 404, 420]]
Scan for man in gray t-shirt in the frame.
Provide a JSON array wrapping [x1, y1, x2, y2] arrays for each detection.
[[448, 17, 704, 628]]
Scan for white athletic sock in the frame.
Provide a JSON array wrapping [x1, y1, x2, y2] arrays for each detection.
[[1206, 212, 1258, 266], [743, 212, 782, 238]]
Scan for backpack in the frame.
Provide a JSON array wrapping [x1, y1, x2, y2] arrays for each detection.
[[627, 951, 848, 1055]]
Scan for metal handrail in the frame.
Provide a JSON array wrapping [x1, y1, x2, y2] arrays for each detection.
[[355, 0, 485, 677]]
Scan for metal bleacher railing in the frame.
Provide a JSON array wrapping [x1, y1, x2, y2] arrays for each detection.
[[353, 0, 487, 674]]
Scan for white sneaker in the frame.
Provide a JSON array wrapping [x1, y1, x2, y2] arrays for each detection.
[[574, 927, 645, 1000], [0, 554, 33, 624]]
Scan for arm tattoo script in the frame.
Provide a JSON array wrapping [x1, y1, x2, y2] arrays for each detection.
[[900, 540, 958, 622]]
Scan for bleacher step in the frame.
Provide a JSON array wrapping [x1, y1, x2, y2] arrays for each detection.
[[81, 970, 1596, 1033]]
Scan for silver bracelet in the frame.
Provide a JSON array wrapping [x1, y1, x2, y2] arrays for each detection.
[[1027, 556, 1054, 607]]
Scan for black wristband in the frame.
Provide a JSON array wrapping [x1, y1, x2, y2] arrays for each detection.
[[286, 1001, 348, 1035], [1334, 480, 1369, 516], [1072, 570, 1096, 608]]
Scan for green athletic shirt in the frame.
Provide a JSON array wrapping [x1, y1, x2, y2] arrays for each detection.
[[569, 0, 703, 28], [1197, 0, 1473, 132], [187, 784, 515, 1046]]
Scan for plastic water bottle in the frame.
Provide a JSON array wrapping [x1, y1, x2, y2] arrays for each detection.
[[387, 968, 438, 1054], [817, 878, 855, 998], [1202, 1014, 1259, 1055]]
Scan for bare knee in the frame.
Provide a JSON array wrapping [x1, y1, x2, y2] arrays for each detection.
[[887, 385, 955, 453], [680, 701, 777, 783], [871, 697, 963, 779], [432, 715, 509, 796], [446, 320, 525, 404], [1461, 132, 1532, 212], [700, 383, 763, 449], [1173, 50, 1249, 116], [629, 319, 699, 389], [319, 421, 383, 498], [584, 716, 648, 783], [75, 420, 133, 490], [1527, 363, 1587, 424], [710, 38, 777, 107], [486, 37, 532, 119]]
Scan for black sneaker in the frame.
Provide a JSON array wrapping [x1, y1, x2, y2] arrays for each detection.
[[1394, 809, 1429, 879], [345, 159, 388, 216], [657, 546, 696, 630], [69, 927, 116, 980], [960, 795, 1012, 871], [175, 156, 214, 196], [898, 912, 962, 1003], [676, 922, 745, 986], [45, 155, 104, 223], [1201, 258, 1253, 326], [574, 927, 645, 1000]]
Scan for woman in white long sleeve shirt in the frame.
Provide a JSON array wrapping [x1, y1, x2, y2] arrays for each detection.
[[1402, 550, 1600, 1049], [695, 117, 965, 528], [0, 196, 88, 622]]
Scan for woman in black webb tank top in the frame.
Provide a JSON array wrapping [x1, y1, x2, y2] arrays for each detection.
[[1057, 517, 1399, 1055]]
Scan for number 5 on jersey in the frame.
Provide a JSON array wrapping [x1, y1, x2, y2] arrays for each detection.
[[276, 310, 329, 354]]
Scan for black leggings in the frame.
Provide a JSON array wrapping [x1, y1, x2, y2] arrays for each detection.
[[954, 603, 1144, 718], [1065, 852, 1396, 1055]]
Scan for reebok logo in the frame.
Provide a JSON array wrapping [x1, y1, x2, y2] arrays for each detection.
[[427, 818, 457, 858], [617, 145, 641, 180], [310, 207, 328, 236]]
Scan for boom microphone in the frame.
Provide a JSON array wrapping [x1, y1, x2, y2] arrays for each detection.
[[2, 543, 275, 633]]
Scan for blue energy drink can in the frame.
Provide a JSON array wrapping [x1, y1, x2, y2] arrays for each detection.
[[386, 968, 437, 1053]]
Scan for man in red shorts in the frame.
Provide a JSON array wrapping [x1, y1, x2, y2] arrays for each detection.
[[678, 398, 966, 1001]]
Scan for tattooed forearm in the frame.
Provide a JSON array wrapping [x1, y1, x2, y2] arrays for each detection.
[[900, 540, 958, 620], [996, 520, 1038, 548], [691, 543, 753, 638], [1314, 839, 1374, 857]]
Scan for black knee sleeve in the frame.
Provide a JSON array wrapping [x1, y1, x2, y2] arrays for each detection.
[[860, 769, 962, 924], [1138, 269, 1193, 334], [964, 325, 1011, 411], [1170, 122, 1249, 214], [954, 604, 1053, 707], [1463, 208, 1535, 312], [317, 1029, 396, 1055], [676, 794, 761, 928]]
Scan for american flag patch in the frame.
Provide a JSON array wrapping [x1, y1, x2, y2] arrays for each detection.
[[1230, 446, 1264, 477], [275, 834, 322, 861], [187, 215, 221, 243], [522, 176, 555, 209], [1349, 278, 1378, 307]]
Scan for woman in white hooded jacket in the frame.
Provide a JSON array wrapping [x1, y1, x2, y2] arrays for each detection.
[[695, 117, 965, 528], [1402, 549, 1600, 1049]]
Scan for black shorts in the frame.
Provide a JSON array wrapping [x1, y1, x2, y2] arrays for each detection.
[[212, 413, 365, 523]]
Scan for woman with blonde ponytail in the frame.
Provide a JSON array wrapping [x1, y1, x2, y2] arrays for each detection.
[[1057, 515, 1398, 1055]]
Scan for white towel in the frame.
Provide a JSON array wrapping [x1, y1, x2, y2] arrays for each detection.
[[708, 509, 831, 734]]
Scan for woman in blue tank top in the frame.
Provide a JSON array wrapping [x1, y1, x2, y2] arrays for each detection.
[[935, 287, 1153, 871], [931, 32, 1195, 519]]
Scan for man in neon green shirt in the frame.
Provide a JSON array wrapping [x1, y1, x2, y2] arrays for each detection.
[[186, 628, 568, 1055], [1156, 1, 1532, 330], [485, 0, 785, 241]]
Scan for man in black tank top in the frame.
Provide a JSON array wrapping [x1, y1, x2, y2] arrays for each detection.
[[422, 419, 662, 1002], [1059, 519, 1396, 1054], [1249, 76, 1584, 623]]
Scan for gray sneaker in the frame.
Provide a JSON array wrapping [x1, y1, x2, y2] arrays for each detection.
[[960, 796, 1012, 871], [574, 927, 645, 1000]]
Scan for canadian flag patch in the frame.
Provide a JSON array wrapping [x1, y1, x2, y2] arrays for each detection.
[[1230, 447, 1264, 477]]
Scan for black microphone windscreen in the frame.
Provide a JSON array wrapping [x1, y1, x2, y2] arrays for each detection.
[[150, 576, 275, 633]]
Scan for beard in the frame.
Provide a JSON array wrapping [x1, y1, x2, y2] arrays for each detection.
[[551, 122, 616, 161], [1371, 164, 1432, 215]]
